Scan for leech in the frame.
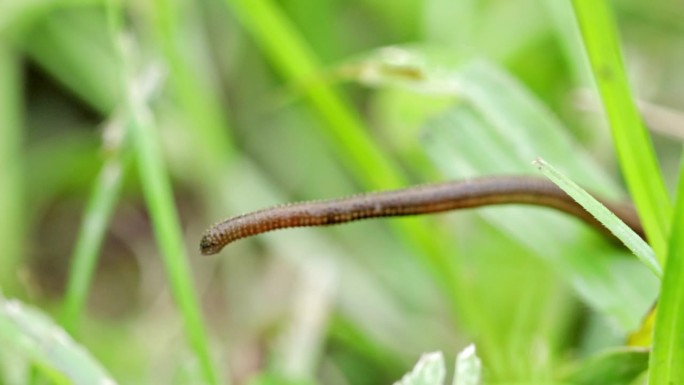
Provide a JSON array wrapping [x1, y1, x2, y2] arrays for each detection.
[[200, 175, 643, 255]]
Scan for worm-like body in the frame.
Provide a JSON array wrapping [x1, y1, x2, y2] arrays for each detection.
[[200, 175, 643, 255]]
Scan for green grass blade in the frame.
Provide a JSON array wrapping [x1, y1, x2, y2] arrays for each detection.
[[0, 42, 23, 294], [571, 0, 671, 259], [0, 295, 118, 385], [128, 105, 219, 385], [225, 0, 402, 190], [60, 0, 136, 337], [150, 0, 236, 159], [534, 158, 661, 278], [60, 124, 132, 334], [647, 155, 684, 383], [110, 6, 220, 385]]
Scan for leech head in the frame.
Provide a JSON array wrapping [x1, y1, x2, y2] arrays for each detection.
[[200, 233, 224, 255]]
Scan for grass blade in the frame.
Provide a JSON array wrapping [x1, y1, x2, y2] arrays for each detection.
[[109, 3, 220, 383], [571, 0, 671, 259], [150, 0, 236, 159], [128, 98, 219, 385], [533, 158, 661, 278], [60, 121, 132, 334], [647, 155, 684, 383], [0, 42, 23, 294], [224, 0, 402, 190]]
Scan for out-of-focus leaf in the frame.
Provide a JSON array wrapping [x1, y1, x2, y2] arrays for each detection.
[[627, 307, 656, 347], [21, 8, 119, 113], [0, 295, 118, 385], [394, 352, 445, 385], [562, 348, 649, 385], [247, 372, 317, 385], [453, 345, 481, 385]]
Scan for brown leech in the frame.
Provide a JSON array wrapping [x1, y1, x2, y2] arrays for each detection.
[[200, 175, 643, 255]]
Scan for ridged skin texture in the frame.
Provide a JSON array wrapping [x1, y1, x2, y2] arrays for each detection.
[[200, 175, 643, 255]]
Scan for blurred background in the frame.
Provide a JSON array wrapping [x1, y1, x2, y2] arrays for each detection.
[[1, 0, 683, 384]]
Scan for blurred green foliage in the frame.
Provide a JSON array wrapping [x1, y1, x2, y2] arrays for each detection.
[[1, 0, 683, 384]]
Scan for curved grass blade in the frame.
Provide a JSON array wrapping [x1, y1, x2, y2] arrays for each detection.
[[533, 158, 660, 278]]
